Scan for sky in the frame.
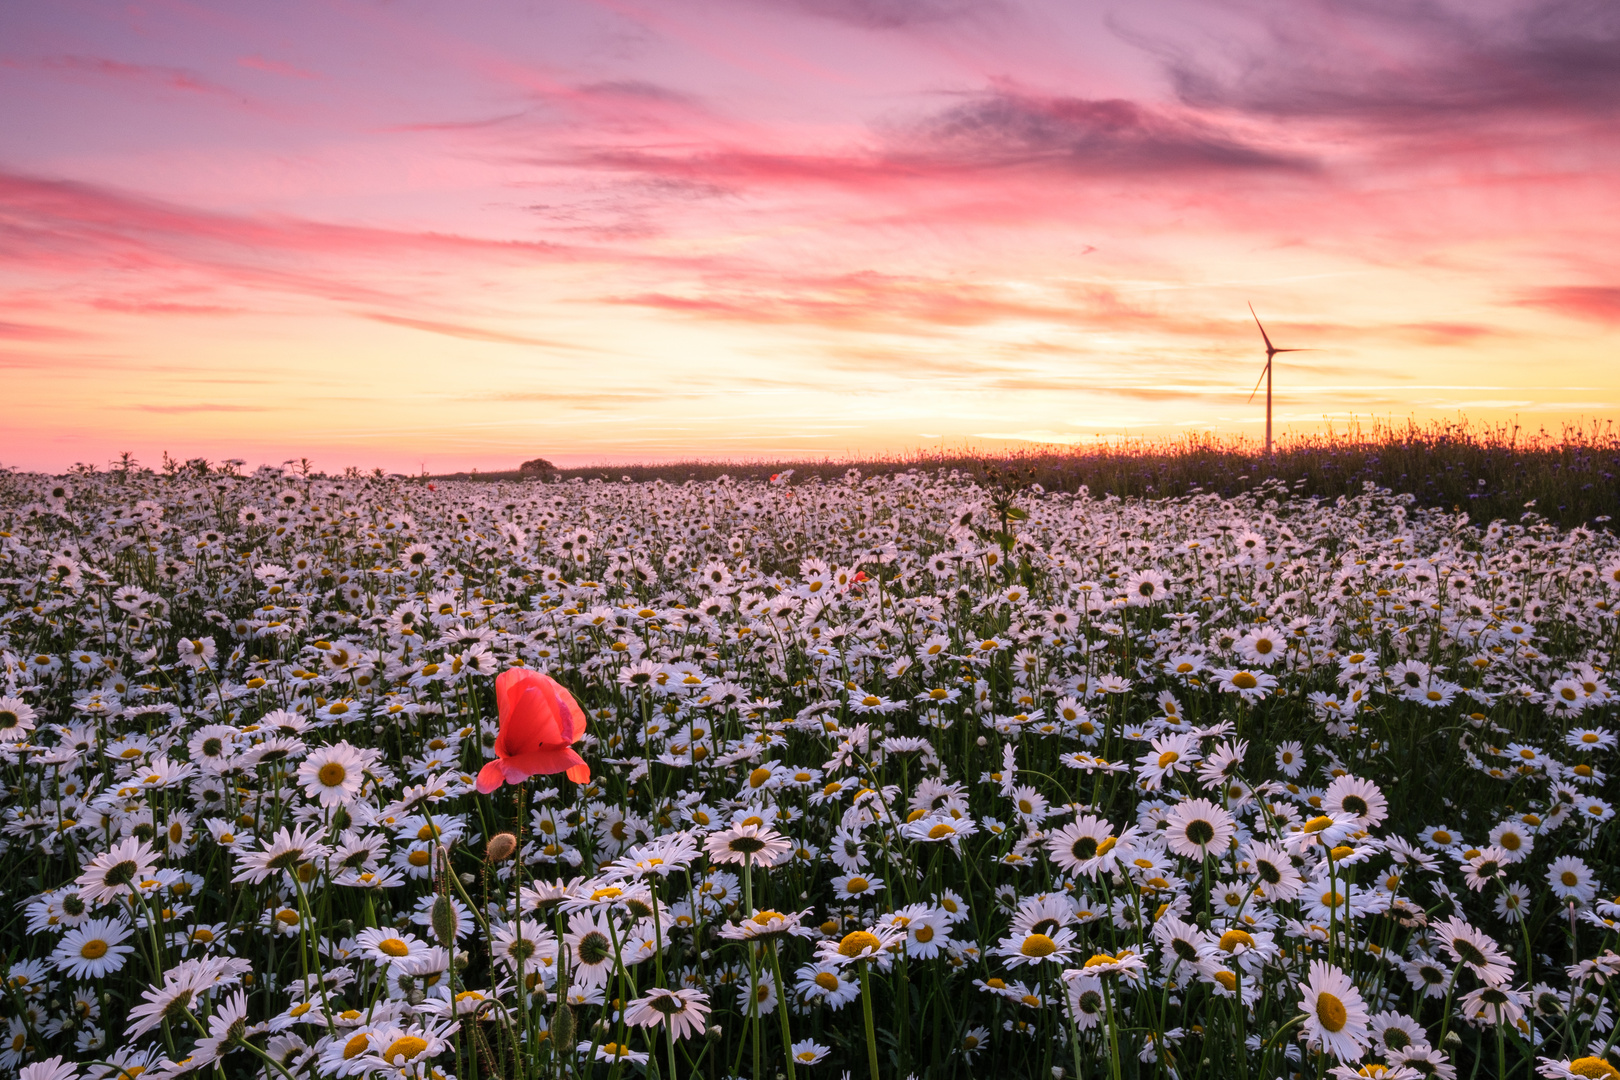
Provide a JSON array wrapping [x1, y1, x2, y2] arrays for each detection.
[[2, 0, 1618, 474]]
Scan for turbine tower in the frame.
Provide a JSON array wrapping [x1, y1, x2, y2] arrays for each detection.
[[1247, 303, 1309, 457]]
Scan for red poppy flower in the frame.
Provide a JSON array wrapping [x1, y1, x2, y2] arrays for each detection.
[[476, 668, 590, 793]]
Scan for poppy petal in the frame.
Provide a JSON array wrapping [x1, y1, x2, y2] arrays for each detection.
[[495, 667, 544, 721], [518, 689, 576, 748], [551, 680, 589, 744], [475, 759, 508, 794], [503, 685, 566, 754], [505, 746, 581, 776]]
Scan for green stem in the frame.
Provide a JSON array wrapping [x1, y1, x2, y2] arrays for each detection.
[[860, 962, 881, 1080], [770, 940, 798, 1080]]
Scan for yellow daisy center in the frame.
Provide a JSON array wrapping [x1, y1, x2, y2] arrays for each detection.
[[1316, 991, 1348, 1032], [383, 1036, 428, 1062], [1020, 933, 1057, 958]]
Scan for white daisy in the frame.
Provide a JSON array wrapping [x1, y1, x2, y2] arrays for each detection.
[[296, 742, 368, 807], [50, 918, 134, 980], [75, 838, 159, 907], [1298, 960, 1372, 1061], [624, 988, 710, 1041]]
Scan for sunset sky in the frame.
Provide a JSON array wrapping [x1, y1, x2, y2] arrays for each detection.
[[3, 0, 1618, 473]]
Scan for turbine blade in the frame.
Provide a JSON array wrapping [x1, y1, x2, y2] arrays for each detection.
[[1247, 360, 1269, 403], [1248, 302, 1276, 351]]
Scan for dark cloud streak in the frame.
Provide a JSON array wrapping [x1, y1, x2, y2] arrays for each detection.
[[901, 91, 1314, 173], [1155, 0, 1620, 129], [751, 0, 991, 29]]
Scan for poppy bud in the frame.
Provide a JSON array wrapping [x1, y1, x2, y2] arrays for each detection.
[[486, 833, 518, 862], [552, 1002, 575, 1047], [431, 894, 456, 946]]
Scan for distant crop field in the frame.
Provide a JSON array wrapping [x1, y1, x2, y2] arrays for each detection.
[[449, 420, 1620, 531], [0, 457, 1616, 1080]]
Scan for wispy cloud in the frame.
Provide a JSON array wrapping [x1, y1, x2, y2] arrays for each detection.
[[565, 88, 1312, 208], [0, 320, 86, 341], [130, 403, 275, 414], [20, 55, 249, 101], [87, 298, 241, 316], [237, 54, 321, 81], [0, 169, 589, 317], [361, 313, 596, 350], [612, 273, 1281, 345], [0, 171, 575, 265]]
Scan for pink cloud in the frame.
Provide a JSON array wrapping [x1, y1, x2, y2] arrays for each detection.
[[611, 272, 1248, 340], [0, 319, 86, 341], [362, 313, 598, 350], [87, 298, 242, 316], [0, 171, 572, 263], [23, 55, 247, 101], [237, 54, 321, 80], [1521, 287, 1620, 325], [131, 403, 276, 414], [0, 170, 599, 319]]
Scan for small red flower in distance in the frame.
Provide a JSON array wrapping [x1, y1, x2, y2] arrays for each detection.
[[476, 668, 590, 793]]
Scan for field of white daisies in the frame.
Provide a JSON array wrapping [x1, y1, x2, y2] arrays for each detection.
[[1, 464, 1618, 1080]]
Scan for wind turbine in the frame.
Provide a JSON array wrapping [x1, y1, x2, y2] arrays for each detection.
[[1246, 303, 1311, 456]]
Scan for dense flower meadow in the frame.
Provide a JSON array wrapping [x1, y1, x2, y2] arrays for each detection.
[[0, 464, 1617, 1080]]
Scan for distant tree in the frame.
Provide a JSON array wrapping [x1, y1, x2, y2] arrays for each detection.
[[520, 457, 557, 479]]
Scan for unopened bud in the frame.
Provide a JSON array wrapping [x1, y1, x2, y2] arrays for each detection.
[[552, 1002, 576, 1047], [486, 833, 518, 862], [431, 894, 457, 946]]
